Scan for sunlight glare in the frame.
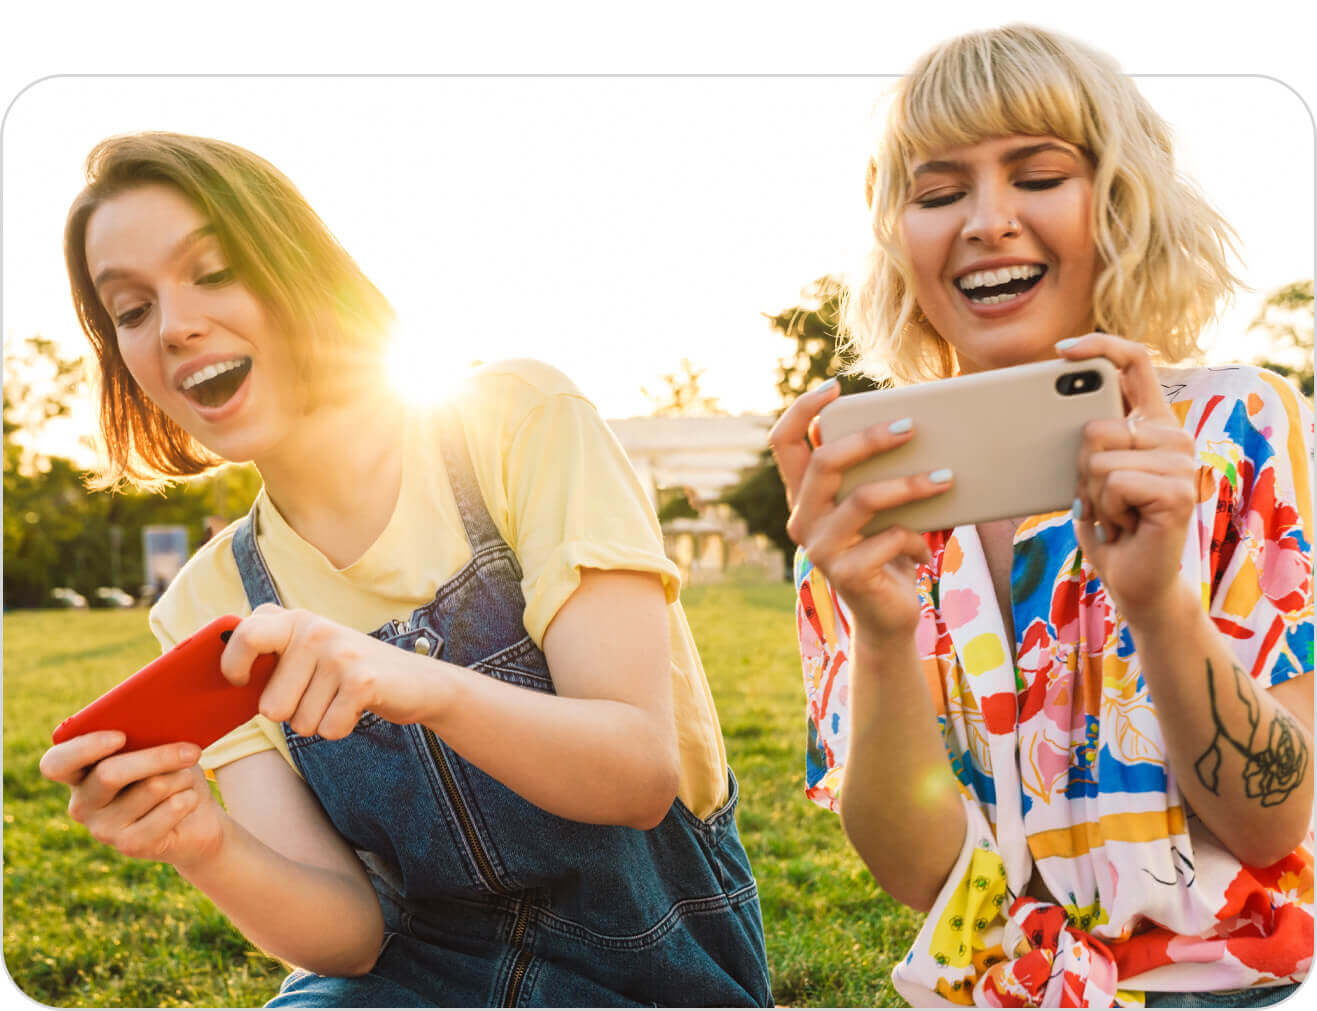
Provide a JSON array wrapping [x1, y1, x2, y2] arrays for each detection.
[[384, 326, 473, 406]]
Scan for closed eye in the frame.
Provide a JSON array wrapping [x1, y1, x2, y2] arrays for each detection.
[[196, 268, 233, 287], [115, 304, 150, 328], [1016, 177, 1066, 191], [914, 191, 963, 209]]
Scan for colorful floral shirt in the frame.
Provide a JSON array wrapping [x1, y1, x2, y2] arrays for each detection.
[[795, 366, 1314, 1007]]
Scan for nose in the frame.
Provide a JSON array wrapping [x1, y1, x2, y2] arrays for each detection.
[[157, 285, 208, 350], [960, 182, 1022, 245]]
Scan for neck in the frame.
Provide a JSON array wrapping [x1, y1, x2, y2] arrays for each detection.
[[255, 383, 406, 567]]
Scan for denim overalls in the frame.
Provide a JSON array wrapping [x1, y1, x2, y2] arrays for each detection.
[[232, 408, 772, 1007]]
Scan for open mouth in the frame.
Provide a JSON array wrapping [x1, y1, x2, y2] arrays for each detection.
[[956, 264, 1046, 306], [180, 357, 252, 409]]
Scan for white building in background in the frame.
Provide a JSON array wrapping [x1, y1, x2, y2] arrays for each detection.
[[606, 414, 786, 584]]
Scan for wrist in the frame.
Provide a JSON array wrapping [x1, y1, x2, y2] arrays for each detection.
[[172, 805, 233, 881], [413, 656, 463, 734], [1118, 578, 1204, 644]]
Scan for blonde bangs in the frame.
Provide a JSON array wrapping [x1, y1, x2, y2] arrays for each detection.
[[843, 25, 1241, 386]]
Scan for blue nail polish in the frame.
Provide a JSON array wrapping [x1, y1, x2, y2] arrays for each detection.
[[1054, 337, 1082, 352], [929, 468, 953, 484], [818, 378, 839, 393], [889, 417, 913, 435], [1072, 498, 1083, 519], [1095, 525, 1107, 544]]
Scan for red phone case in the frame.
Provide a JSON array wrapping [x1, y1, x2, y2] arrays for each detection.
[[51, 614, 278, 753]]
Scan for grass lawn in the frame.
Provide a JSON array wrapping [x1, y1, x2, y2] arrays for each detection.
[[3, 586, 920, 1007]]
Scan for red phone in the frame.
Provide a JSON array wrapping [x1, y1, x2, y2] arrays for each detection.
[[52, 614, 278, 753]]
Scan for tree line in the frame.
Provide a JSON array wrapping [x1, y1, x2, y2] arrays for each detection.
[[3, 280, 1311, 604], [3, 338, 260, 609]]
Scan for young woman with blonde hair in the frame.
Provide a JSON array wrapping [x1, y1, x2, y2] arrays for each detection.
[[773, 25, 1312, 1007], [41, 132, 771, 1007]]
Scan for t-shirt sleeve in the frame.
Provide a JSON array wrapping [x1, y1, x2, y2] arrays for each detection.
[[478, 362, 681, 647], [1195, 369, 1314, 688], [795, 547, 852, 812]]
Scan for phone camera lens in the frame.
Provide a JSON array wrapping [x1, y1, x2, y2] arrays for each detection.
[[1056, 369, 1103, 396]]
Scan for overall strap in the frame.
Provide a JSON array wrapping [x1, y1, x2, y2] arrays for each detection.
[[230, 506, 284, 610], [436, 403, 510, 559]]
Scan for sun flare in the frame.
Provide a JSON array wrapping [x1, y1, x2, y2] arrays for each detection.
[[384, 327, 474, 405]]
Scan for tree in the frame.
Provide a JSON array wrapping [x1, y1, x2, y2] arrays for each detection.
[[3, 335, 262, 607], [643, 359, 727, 417], [723, 275, 886, 578], [1249, 280, 1313, 396]]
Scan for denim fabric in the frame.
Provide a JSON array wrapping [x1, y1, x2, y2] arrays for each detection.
[[1144, 983, 1303, 1008], [235, 405, 771, 1007]]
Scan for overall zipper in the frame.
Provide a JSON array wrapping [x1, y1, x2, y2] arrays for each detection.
[[420, 725, 533, 1006], [503, 900, 533, 1006]]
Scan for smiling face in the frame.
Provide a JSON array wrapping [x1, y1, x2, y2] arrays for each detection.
[[83, 183, 300, 465], [899, 134, 1101, 375]]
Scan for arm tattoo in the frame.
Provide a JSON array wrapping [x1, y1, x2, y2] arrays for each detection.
[[1194, 660, 1308, 807]]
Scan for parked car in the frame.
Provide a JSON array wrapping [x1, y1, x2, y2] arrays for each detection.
[[93, 587, 135, 608], [50, 587, 88, 609]]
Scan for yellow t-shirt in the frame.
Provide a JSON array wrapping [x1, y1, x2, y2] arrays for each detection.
[[148, 359, 729, 818]]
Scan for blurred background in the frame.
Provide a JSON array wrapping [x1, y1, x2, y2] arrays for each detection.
[[3, 76, 1312, 609]]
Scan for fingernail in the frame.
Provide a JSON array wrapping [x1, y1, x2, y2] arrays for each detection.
[[929, 468, 953, 484], [179, 744, 199, 762], [1072, 497, 1083, 520], [808, 416, 821, 448], [818, 378, 839, 394], [1054, 337, 1082, 352], [1095, 524, 1107, 544], [889, 417, 913, 435]]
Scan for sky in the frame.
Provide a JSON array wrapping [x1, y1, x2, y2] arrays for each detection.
[[2, 6, 1315, 467]]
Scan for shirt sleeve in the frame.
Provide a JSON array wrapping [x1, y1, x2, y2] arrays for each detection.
[[1198, 369, 1314, 688], [795, 547, 853, 812], [485, 363, 681, 647]]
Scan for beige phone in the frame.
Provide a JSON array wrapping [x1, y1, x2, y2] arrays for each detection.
[[816, 357, 1123, 535]]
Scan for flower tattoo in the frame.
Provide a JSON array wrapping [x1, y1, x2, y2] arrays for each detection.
[[1194, 660, 1308, 807]]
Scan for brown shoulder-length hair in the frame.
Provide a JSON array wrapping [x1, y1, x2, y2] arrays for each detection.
[[65, 132, 396, 490]]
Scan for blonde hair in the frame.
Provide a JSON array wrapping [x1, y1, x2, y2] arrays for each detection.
[[843, 24, 1242, 383], [66, 132, 396, 490]]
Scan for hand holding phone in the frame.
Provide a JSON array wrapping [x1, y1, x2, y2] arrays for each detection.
[[52, 614, 277, 753]]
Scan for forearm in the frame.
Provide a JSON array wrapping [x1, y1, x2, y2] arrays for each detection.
[[838, 632, 967, 911], [1128, 585, 1312, 866], [420, 660, 679, 830], [174, 812, 384, 977]]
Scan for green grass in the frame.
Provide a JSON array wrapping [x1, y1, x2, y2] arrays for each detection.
[[3, 590, 920, 1007]]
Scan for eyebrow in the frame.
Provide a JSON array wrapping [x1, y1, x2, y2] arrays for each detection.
[[911, 142, 1080, 178], [92, 224, 217, 291]]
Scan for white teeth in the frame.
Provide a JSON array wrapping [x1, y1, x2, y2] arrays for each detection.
[[181, 358, 246, 390], [956, 264, 1044, 291]]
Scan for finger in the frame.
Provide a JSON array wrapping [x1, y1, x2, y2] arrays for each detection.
[[829, 523, 933, 585], [1055, 333, 1172, 422], [1092, 470, 1195, 533], [72, 742, 201, 816], [112, 787, 201, 861], [94, 768, 198, 836], [768, 379, 841, 507], [788, 419, 919, 541], [805, 469, 952, 563], [258, 638, 322, 725], [1083, 450, 1197, 490], [316, 692, 365, 741], [286, 658, 339, 737], [222, 607, 296, 686], [40, 731, 127, 786]]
